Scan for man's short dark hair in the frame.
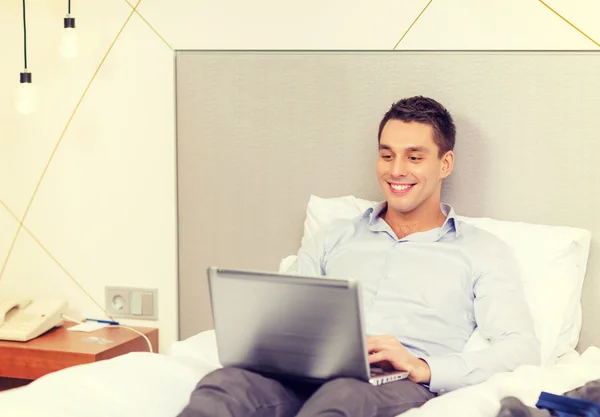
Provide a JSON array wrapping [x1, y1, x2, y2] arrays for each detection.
[[378, 96, 456, 158]]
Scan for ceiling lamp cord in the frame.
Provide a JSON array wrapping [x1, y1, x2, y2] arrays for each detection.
[[21, 0, 30, 83], [13, 0, 36, 115]]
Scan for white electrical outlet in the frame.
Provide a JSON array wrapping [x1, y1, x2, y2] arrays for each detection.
[[105, 286, 158, 320]]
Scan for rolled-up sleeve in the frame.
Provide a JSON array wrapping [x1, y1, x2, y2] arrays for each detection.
[[421, 242, 540, 393]]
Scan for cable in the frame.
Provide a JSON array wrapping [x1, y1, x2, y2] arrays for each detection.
[[113, 325, 154, 353], [68, 0, 71, 15], [22, 0, 27, 70], [61, 314, 154, 353]]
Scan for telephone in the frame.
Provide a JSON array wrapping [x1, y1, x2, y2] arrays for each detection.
[[0, 298, 68, 342]]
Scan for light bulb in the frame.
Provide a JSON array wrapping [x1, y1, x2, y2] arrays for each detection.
[[60, 28, 78, 59], [60, 16, 77, 59], [12, 72, 37, 115]]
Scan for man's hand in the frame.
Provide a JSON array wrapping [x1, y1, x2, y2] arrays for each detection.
[[367, 335, 431, 384]]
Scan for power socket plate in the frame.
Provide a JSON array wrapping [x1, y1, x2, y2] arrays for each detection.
[[105, 286, 158, 320]]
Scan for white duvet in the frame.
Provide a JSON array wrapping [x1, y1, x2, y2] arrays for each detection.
[[0, 330, 599, 417]]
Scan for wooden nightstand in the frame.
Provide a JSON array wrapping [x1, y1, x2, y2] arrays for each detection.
[[0, 321, 158, 391]]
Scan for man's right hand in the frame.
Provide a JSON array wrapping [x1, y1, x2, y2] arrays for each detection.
[[367, 335, 431, 384]]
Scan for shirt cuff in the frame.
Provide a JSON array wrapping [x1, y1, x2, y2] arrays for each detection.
[[419, 354, 464, 393]]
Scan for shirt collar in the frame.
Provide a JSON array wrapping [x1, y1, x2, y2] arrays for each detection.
[[361, 202, 461, 238], [361, 201, 387, 225], [440, 203, 461, 238]]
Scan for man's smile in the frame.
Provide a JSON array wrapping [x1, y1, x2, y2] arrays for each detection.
[[388, 183, 415, 194]]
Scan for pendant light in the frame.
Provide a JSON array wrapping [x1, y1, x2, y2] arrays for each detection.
[[12, 0, 36, 115], [60, 0, 77, 59]]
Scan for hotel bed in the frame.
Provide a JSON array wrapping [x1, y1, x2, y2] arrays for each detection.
[[3, 51, 600, 416]]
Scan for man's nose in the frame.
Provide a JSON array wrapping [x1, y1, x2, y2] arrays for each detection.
[[391, 159, 408, 177]]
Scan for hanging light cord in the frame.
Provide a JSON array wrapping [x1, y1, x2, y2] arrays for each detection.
[[68, 0, 71, 15], [22, 0, 28, 71]]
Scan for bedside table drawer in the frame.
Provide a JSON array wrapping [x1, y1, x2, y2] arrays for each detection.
[[0, 345, 92, 379]]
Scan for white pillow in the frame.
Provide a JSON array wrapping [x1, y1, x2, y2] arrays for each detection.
[[301, 195, 377, 246], [293, 195, 592, 365]]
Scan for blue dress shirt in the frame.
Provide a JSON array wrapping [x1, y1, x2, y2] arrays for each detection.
[[291, 202, 540, 393]]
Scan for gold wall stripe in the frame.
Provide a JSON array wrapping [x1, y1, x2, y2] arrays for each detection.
[[124, 0, 142, 8], [122, 0, 173, 51], [23, 221, 114, 319], [0, 200, 21, 224], [0, 200, 112, 318], [0, 202, 22, 284], [134, 9, 174, 51], [393, 0, 433, 49], [538, 0, 599, 48]]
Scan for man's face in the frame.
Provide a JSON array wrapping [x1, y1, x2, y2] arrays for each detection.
[[376, 120, 453, 215]]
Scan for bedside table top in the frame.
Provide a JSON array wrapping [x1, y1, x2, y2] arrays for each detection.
[[0, 321, 159, 380], [0, 321, 156, 355]]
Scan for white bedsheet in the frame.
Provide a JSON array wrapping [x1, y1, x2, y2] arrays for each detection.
[[0, 330, 598, 417], [403, 348, 599, 417]]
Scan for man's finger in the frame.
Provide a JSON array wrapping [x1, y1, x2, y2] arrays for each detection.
[[368, 341, 397, 354], [366, 337, 381, 352], [368, 351, 389, 364]]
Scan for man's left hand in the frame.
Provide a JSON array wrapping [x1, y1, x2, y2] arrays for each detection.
[[367, 335, 431, 384]]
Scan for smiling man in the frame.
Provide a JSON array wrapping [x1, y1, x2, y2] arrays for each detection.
[[178, 96, 540, 417]]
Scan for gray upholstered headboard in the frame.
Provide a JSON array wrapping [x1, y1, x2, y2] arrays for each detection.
[[175, 51, 600, 352]]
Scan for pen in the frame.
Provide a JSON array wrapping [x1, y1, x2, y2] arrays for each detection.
[[85, 318, 120, 325]]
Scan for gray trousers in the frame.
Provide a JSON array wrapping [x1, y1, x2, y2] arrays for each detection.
[[178, 367, 436, 417]]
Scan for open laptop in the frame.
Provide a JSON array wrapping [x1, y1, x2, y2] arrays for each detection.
[[207, 267, 409, 386]]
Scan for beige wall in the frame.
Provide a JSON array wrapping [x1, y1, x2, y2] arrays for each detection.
[[0, 0, 598, 353]]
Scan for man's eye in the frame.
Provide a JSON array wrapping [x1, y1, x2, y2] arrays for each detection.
[[409, 156, 422, 161], [381, 154, 393, 160]]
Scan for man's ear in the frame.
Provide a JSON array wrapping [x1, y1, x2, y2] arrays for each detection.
[[440, 151, 454, 179]]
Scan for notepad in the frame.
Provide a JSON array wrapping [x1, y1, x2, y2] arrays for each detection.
[[67, 322, 110, 332]]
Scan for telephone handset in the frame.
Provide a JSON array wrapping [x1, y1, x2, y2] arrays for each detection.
[[0, 298, 68, 342]]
